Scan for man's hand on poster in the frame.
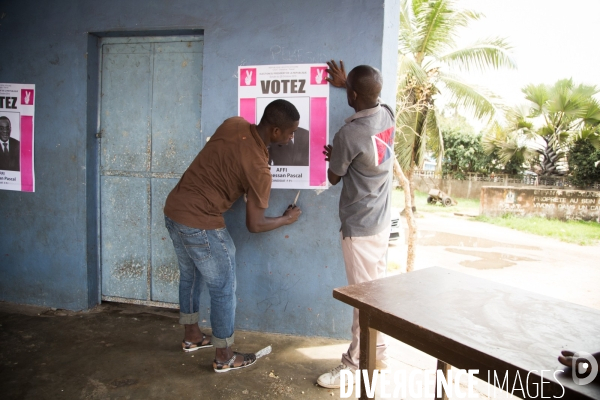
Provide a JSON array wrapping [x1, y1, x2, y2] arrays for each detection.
[[245, 70, 253, 85], [283, 204, 302, 224], [323, 144, 333, 162], [326, 60, 347, 88]]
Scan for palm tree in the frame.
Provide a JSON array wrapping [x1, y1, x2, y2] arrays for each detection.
[[484, 79, 600, 176], [482, 106, 536, 172], [395, 0, 516, 205]]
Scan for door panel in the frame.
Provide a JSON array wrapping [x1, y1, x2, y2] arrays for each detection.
[[101, 43, 152, 172], [152, 41, 203, 174], [100, 36, 203, 306], [101, 176, 149, 300]]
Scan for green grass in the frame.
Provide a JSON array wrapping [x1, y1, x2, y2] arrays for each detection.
[[391, 188, 480, 215], [392, 188, 600, 245], [475, 214, 600, 245]]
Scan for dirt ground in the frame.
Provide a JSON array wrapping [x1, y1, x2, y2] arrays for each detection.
[[388, 212, 600, 310], [0, 302, 354, 400], [1, 211, 597, 399]]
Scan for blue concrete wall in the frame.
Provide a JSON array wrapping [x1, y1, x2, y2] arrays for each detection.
[[0, 0, 399, 338]]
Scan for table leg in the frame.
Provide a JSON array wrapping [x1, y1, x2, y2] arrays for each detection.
[[359, 312, 376, 400], [435, 360, 449, 400]]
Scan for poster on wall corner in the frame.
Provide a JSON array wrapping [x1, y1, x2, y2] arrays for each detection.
[[238, 64, 329, 190], [0, 83, 35, 192]]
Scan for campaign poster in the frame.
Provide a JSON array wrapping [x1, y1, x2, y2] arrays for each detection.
[[0, 83, 35, 192], [238, 64, 329, 189]]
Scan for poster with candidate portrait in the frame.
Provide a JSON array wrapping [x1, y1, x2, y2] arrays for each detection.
[[0, 83, 35, 192], [238, 64, 329, 189]]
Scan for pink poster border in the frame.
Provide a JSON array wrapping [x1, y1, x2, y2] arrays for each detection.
[[309, 98, 327, 187], [239, 98, 257, 124], [20, 116, 34, 192]]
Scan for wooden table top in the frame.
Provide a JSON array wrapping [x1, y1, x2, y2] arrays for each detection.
[[333, 267, 600, 399]]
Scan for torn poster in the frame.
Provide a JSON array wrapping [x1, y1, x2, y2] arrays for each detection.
[[238, 64, 329, 189], [0, 83, 35, 192]]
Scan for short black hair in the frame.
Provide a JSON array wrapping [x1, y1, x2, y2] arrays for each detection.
[[347, 65, 382, 103], [0, 116, 10, 128], [259, 99, 300, 130]]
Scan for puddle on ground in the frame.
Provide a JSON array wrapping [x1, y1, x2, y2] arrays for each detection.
[[417, 231, 540, 250], [445, 248, 539, 269]]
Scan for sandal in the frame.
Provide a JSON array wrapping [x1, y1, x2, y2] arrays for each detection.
[[182, 333, 212, 352], [213, 352, 257, 373]]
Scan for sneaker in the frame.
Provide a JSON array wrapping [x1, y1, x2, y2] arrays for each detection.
[[317, 363, 355, 389]]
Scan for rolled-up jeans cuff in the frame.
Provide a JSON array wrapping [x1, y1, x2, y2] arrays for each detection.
[[212, 333, 235, 348], [179, 312, 199, 325]]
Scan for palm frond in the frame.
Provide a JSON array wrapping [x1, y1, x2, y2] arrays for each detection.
[[438, 74, 501, 121], [439, 37, 516, 72], [505, 105, 535, 137], [547, 80, 599, 121], [395, 103, 427, 171], [482, 113, 538, 168], [549, 85, 587, 120], [582, 97, 600, 124], [573, 126, 600, 150], [413, 0, 479, 60], [395, 113, 419, 171], [521, 83, 549, 117], [397, 55, 428, 87], [423, 110, 443, 170], [500, 133, 536, 166], [399, 0, 416, 54], [482, 121, 504, 155], [584, 130, 600, 150], [493, 130, 536, 166], [413, 110, 432, 167]]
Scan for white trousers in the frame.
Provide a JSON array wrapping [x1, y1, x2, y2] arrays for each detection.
[[340, 228, 389, 370]]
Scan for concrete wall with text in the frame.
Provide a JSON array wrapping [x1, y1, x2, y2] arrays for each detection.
[[413, 175, 538, 200], [0, 0, 400, 338], [480, 187, 600, 222]]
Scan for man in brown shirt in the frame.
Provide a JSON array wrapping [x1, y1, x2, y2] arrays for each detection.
[[164, 99, 302, 372]]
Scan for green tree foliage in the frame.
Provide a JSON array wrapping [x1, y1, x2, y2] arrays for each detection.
[[501, 152, 528, 176], [395, 0, 515, 205], [438, 114, 487, 178], [524, 79, 599, 175], [485, 79, 600, 176], [438, 113, 527, 179], [483, 107, 535, 176], [442, 129, 490, 179], [568, 139, 600, 188]]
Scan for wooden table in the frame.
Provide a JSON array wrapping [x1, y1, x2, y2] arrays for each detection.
[[333, 267, 600, 400]]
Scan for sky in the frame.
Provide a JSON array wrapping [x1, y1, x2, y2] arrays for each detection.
[[448, 0, 600, 115]]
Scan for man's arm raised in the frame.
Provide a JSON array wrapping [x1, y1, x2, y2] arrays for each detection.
[[324, 60, 348, 186]]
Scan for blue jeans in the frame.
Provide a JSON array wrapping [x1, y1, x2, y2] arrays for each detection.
[[164, 215, 237, 348]]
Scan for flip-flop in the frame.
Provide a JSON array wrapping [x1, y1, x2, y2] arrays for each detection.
[[182, 333, 212, 352], [213, 352, 257, 373]]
